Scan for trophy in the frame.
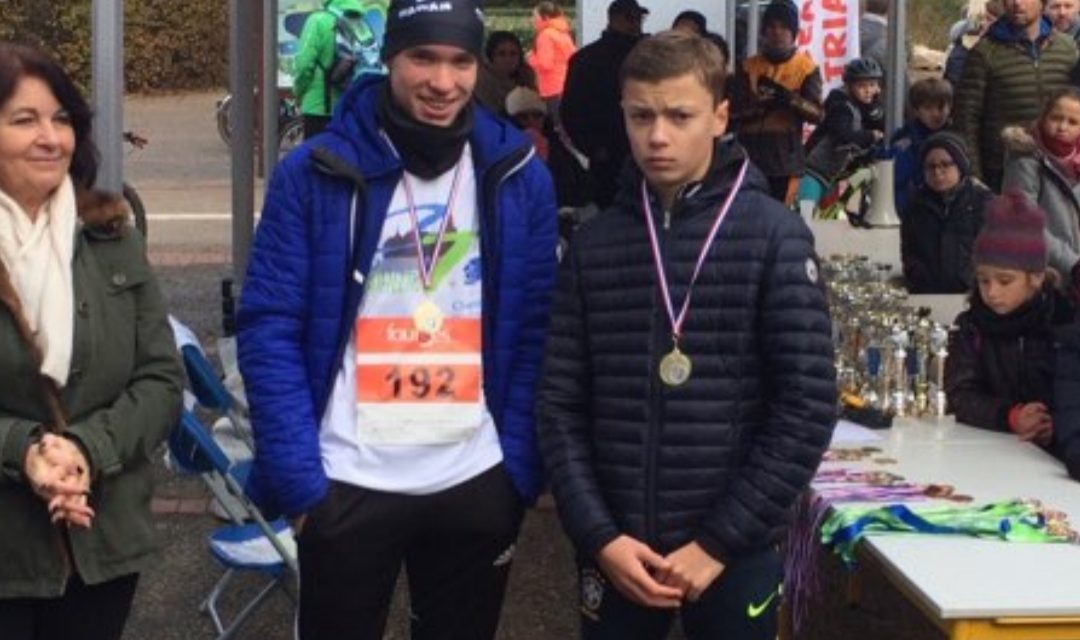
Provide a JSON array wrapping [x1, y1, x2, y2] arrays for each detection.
[[930, 324, 950, 418], [888, 324, 910, 417], [823, 254, 953, 423]]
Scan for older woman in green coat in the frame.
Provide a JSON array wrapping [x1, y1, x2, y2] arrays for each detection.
[[0, 43, 183, 640]]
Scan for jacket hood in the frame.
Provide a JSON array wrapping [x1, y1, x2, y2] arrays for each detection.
[[1002, 125, 1039, 155], [312, 75, 533, 180], [76, 189, 129, 233], [326, 0, 364, 14], [987, 15, 1053, 45], [612, 135, 771, 215], [536, 15, 572, 33], [823, 88, 853, 110]]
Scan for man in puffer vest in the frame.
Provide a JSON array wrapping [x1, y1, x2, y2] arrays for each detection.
[[733, 0, 823, 206], [238, 0, 558, 637], [539, 31, 836, 640]]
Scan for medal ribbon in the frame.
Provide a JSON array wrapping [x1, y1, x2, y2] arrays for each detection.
[[401, 159, 465, 290], [641, 159, 750, 341], [821, 500, 1078, 566]]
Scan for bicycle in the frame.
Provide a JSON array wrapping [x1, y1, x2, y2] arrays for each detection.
[[122, 131, 149, 239], [215, 90, 304, 159]]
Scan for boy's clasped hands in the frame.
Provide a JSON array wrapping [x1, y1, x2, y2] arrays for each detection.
[[597, 535, 725, 608], [23, 432, 94, 528]]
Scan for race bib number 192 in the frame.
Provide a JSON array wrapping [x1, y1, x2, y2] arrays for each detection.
[[354, 316, 484, 444]]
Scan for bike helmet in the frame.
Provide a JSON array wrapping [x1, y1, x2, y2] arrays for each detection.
[[842, 57, 885, 83]]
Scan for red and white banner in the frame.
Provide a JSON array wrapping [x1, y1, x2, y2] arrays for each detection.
[[797, 0, 861, 91]]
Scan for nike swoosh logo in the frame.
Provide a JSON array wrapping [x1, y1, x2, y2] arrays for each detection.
[[746, 585, 781, 619]]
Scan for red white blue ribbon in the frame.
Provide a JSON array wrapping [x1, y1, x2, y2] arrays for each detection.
[[640, 159, 749, 340], [401, 160, 465, 290]]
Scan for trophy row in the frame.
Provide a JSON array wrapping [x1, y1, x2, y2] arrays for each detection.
[[822, 255, 951, 420]]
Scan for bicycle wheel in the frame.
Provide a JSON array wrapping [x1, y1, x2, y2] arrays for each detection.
[[216, 94, 233, 148], [123, 182, 148, 239], [278, 117, 304, 159]]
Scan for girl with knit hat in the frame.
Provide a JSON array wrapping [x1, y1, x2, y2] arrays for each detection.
[[945, 190, 1074, 446], [1002, 87, 1080, 289], [900, 132, 993, 293]]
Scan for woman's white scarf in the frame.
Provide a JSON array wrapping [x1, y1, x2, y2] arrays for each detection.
[[0, 176, 77, 386]]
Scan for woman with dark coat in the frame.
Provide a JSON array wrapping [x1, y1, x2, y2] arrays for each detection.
[[0, 43, 183, 640]]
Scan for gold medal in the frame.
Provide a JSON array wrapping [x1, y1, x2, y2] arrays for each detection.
[[659, 347, 692, 386], [413, 299, 445, 334]]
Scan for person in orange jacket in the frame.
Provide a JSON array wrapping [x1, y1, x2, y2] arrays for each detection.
[[527, 1, 576, 128]]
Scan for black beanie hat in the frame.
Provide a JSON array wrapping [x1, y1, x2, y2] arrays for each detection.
[[762, 0, 799, 35], [382, 0, 486, 62], [921, 131, 972, 178]]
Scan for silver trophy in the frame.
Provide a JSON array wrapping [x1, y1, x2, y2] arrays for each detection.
[[930, 323, 950, 418], [888, 324, 910, 417]]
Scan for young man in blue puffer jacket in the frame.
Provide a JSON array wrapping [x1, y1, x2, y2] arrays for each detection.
[[237, 1, 558, 637]]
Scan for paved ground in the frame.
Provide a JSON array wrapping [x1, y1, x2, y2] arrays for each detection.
[[118, 92, 945, 640]]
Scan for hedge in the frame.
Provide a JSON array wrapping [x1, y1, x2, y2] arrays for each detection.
[[0, 1, 570, 94], [0, 0, 228, 93]]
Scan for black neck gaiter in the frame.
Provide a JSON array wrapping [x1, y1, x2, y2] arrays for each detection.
[[378, 85, 473, 179]]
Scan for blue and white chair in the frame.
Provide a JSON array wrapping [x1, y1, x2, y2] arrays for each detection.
[[168, 409, 297, 639]]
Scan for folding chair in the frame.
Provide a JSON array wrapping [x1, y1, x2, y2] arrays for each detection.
[[179, 341, 255, 452], [168, 409, 298, 640]]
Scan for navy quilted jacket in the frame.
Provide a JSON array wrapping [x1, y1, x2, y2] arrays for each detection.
[[238, 77, 558, 517], [538, 141, 837, 561]]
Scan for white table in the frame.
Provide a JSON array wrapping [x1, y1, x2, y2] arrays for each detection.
[[823, 417, 1080, 639]]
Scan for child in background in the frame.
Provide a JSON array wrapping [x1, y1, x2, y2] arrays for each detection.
[[506, 86, 550, 162], [475, 30, 538, 116], [890, 78, 953, 212], [901, 132, 992, 293], [1002, 87, 1080, 292], [798, 57, 886, 208], [733, 0, 823, 206], [945, 191, 1074, 446]]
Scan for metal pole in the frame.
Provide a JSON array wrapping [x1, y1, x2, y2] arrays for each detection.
[[262, 0, 279, 177], [747, 0, 759, 59], [575, 0, 584, 45], [885, 0, 907, 135], [725, 0, 737, 54], [91, 0, 124, 194], [231, 0, 256, 284]]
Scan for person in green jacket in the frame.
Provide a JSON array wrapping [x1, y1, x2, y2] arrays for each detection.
[[0, 43, 183, 640], [294, 0, 386, 139]]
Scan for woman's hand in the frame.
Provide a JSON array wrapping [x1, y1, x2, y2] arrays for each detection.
[[24, 433, 95, 527]]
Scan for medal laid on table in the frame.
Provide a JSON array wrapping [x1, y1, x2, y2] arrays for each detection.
[[641, 159, 749, 387], [402, 159, 465, 334]]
